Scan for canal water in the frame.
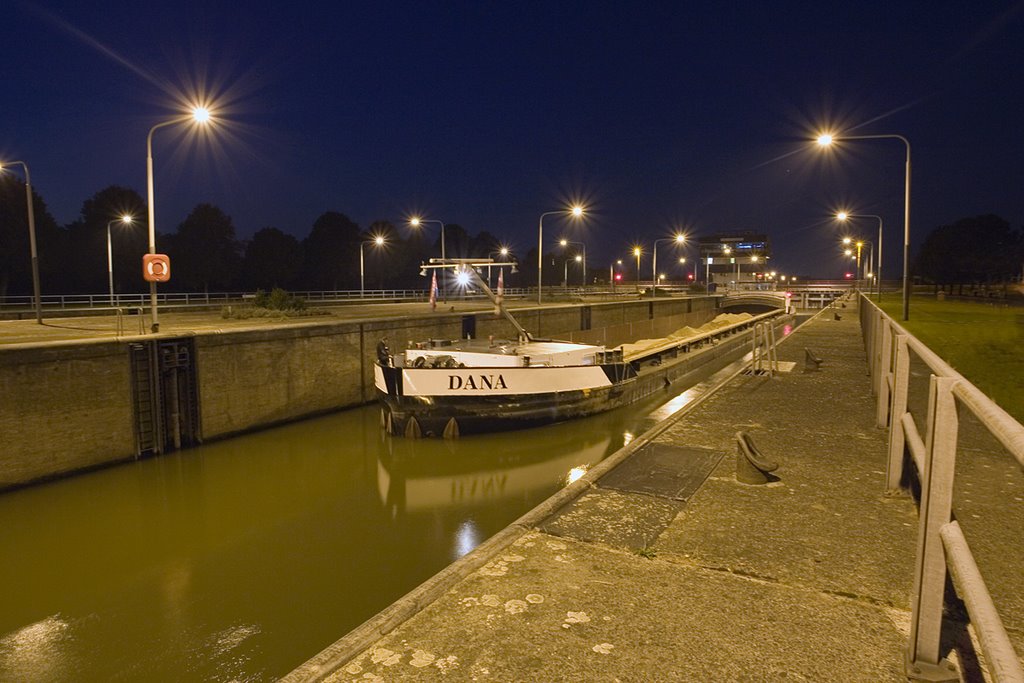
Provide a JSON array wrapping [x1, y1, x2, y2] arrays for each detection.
[[0, 356, 748, 682]]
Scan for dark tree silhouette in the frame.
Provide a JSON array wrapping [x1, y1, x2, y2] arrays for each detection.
[[242, 227, 303, 290], [301, 211, 361, 290], [64, 185, 147, 293], [165, 203, 242, 292], [915, 215, 1022, 284], [0, 175, 63, 298]]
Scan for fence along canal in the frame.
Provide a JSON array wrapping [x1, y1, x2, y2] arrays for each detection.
[[860, 294, 1024, 680]]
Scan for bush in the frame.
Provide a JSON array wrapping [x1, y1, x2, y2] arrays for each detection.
[[222, 288, 323, 319]]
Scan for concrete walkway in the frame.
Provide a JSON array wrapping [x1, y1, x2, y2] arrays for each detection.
[[293, 299, 922, 681]]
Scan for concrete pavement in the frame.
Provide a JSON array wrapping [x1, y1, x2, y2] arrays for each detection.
[[292, 299, 926, 681]]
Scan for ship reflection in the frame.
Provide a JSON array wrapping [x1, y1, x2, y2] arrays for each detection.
[[377, 430, 611, 518]]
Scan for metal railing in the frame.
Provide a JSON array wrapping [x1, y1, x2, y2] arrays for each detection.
[[859, 293, 1024, 681], [0, 288, 533, 311]]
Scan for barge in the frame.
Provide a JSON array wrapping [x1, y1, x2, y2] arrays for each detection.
[[375, 260, 785, 437]]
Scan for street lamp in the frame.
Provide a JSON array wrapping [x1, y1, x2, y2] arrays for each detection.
[[610, 259, 623, 292], [633, 246, 643, 292], [146, 106, 213, 332], [537, 205, 584, 304], [360, 235, 386, 298], [721, 245, 735, 289], [652, 234, 685, 299], [559, 238, 587, 288], [409, 216, 447, 302], [0, 160, 41, 323], [488, 246, 510, 287], [817, 131, 911, 320], [837, 212, 884, 301], [107, 215, 134, 305]]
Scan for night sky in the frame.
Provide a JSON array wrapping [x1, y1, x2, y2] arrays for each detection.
[[4, 1, 1023, 280]]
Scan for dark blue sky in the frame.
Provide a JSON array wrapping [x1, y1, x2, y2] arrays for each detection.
[[4, 1, 1023, 279]]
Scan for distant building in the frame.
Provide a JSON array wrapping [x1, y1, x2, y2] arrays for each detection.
[[697, 233, 771, 287]]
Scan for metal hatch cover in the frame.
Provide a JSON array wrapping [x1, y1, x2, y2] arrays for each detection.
[[597, 443, 723, 501]]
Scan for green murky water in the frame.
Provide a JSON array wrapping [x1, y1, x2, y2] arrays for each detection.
[[0, 367, 726, 681]]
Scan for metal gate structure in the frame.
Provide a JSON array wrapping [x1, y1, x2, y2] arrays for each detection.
[[128, 338, 202, 456]]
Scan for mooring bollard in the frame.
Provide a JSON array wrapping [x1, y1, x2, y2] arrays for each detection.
[[735, 431, 779, 485]]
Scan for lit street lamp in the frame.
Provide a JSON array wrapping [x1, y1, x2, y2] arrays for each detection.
[[409, 217, 447, 302], [652, 234, 685, 298], [837, 212, 883, 301], [633, 246, 643, 292], [107, 215, 134, 304], [720, 245, 734, 289], [360, 235, 386, 298], [817, 131, 911, 320], [610, 259, 623, 292], [0, 160, 41, 323], [488, 246, 510, 287], [146, 106, 213, 332], [562, 254, 583, 287], [537, 205, 584, 304], [559, 238, 587, 287]]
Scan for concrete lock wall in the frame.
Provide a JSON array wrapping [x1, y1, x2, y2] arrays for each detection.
[[0, 341, 135, 490], [1, 297, 720, 489]]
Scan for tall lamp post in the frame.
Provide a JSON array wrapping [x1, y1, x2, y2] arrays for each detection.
[[107, 215, 134, 305], [817, 132, 911, 320], [0, 160, 41, 323], [146, 107, 212, 332], [633, 246, 642, 292], [488, 246, 510, 287], [837, 212, 883, 301], [410, 217, 447, 302], [610, 259, 622, 292], [537, 205, 584, 304], [721, 246, 733, 289], [652, 234, 685, 298], [360, 235, 386, 298], [559, 238, 586, 287]]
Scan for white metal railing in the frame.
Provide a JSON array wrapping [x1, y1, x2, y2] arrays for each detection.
[[0, 288, 534, 311], [859, 294, 1024, 681]]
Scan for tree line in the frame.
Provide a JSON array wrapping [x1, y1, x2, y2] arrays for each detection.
[[913, 214, 1023, 285], [3, 175, 1020, 296], [0, 179, 529, 297]]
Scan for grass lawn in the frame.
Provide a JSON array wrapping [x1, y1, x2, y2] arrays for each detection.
[[875, 294, 1024, 422]]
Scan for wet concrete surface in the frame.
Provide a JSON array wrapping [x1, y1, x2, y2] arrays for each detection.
[[297, 299, 932, 681]]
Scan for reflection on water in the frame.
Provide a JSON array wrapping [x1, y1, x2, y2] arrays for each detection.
[[0, 361, 728, 682]]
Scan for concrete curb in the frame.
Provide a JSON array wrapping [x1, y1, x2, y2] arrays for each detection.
[[283, 310, 823, 681]]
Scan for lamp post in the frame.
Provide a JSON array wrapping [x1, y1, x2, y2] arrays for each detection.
[[652, 234, 685, 298], [488, 246, 510, 287], [0, 160, 41, 323], [610, 259, 622, 292], [721, 245, 733, 289], [409, 217, 447, 302], [633, 246, 642, 292], [360, 235, 386, 298], [107, 215, 134, 305], [146, 106, 212, 333], [537, 205, 584, 304], [817, 132, 911, 320], [559, 238, 586, 288], [837, 212, 883, 301]]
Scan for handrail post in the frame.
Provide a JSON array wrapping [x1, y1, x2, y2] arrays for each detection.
[[886, 334, 910, 493], [906, 375, 959, 679], [876, 318, 893, 428]]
